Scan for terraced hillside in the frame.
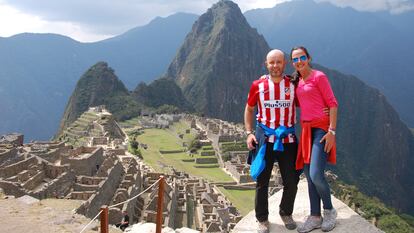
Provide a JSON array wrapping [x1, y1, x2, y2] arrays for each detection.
[[58, 107, 126, 147]]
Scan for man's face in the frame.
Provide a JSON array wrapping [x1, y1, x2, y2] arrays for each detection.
[[266, 52, 285, 78]]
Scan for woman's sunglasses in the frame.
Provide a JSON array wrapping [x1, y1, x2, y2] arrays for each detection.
[[292, 55, 307, 63]]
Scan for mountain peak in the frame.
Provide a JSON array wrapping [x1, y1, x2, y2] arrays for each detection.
[[57, 61, 129, 134], [165, 0, 269, 122], [195, 0, 248, 35]]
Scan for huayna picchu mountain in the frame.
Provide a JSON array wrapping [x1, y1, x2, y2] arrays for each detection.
[[165, 0, 269, 122], [58, 62, 141, 135], [59, 62, 191, 135]]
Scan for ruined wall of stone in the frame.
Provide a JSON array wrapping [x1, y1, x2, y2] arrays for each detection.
[[91, 137, 108, 145], [73, 183, 99, 192], [107, 149, 125, 155], [0, 156, 38, 177], [22, 170, 45, 190], [62, 147, 104, 176], [69, 146, 98, 156], [44, 163, 69, 179], [195, 157, 218, 164], [80, 160, 124, 218], [0, 180, 26, 197], [0, 148, 18, 165], [38, 146, 71, 163], [124, 171, 142, 223], [167, 182, 178, 228], [31, 170, 76, 199], [77, 176, 105, 185]]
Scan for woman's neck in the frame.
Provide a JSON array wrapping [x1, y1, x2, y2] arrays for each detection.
[[300, 67, 312, 81]]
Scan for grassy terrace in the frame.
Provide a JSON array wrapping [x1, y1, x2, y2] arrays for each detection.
[[135, 120, 233, 182], [218, 187, 255, 216]]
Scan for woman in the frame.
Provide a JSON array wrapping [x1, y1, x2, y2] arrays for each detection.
[[291, 46, 338, 233]]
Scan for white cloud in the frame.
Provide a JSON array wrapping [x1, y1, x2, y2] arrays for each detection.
[[0, 0, 412, 42], [0, 0, 286, 42], [316, 0, 414, 13], [0, 2, 113, 42]]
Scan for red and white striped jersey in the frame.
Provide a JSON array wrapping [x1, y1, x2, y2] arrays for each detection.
[[247, 75, 296, 143]]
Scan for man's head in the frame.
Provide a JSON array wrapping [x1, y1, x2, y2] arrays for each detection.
[[265, 49, 286, 78]]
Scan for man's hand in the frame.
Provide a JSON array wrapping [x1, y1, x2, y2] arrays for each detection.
[[246, 134, 258, 150], [259, 75, 267, 80], [320, 131, 335, 153]]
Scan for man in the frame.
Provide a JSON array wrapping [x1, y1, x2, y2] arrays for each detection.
[[244, 49, 299, 233], [116, 211, 129, 231]]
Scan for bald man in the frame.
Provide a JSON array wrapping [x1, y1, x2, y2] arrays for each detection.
[[244, 49, 300, 232]]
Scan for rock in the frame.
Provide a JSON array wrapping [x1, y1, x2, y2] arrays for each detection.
[[127, 222, 198, 233], [175, 227, 200, 233], [233, 180, 384, 233], [17, 195, 39, 205]]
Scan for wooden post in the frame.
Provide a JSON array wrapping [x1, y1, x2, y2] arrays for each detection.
[[156, 176, 165, 233], [100, 205, 108, 233]]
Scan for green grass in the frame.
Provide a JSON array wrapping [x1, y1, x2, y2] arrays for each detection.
[[136, 126, 233, 182], [119, 116, 140, 128], [218, 187, 255, 216], [169, 120, 196, 145]]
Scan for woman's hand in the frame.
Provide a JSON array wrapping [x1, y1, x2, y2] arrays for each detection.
[[246, 134, 258, 150], [320, 131, 335, 153], [259, 75, 267, 80]]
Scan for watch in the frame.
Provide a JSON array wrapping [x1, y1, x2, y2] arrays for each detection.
[[328, 129, 336, 136], [246, 130, 254, 136]]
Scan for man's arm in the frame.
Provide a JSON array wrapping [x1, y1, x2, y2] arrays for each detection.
[[244, 104, 257, 150]]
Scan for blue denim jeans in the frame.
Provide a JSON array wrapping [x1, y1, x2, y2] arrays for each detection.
[[303, 128, 333, 216]]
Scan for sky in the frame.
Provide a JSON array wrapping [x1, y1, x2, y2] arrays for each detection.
[[0, 0, 413, 42]]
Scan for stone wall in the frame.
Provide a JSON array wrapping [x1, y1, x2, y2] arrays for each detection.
[[22, 170, 45, 190], [61, 147, 104, 176], [73, 183, 100, 192], [0, 156, 38, 178], [0, 148, 18, 165], [0, 180, 26, 197], [44, 163, 70, 179], [78, 160, 124, 218], [91, 137, 108, 146], [30, 170, 76, 199], [107, 149, 125, 155], [195, 157, 218, 164]]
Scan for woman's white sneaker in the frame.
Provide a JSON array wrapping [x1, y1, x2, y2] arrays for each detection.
[[297, 216, 322, 233], [322, 208, 337, 232]]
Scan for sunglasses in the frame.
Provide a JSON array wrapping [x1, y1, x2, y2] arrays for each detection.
[[292, 55, 307, 63]]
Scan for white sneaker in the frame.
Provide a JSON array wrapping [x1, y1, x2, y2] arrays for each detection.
[[322, 208, 337, 232], [257, 220, 269, 233], [297, 216, 322, 233]]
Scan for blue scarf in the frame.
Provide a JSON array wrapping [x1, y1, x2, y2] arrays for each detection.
[[250, 123, 295, 181]]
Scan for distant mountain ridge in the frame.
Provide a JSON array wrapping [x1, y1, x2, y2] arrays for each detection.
[[0, 13, 198, 140]]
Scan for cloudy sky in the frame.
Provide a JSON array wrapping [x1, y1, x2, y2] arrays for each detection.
[[0, 0, 413, 42]]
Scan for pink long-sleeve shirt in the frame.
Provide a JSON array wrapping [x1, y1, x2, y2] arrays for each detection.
[[296, 70, 338, 121]]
